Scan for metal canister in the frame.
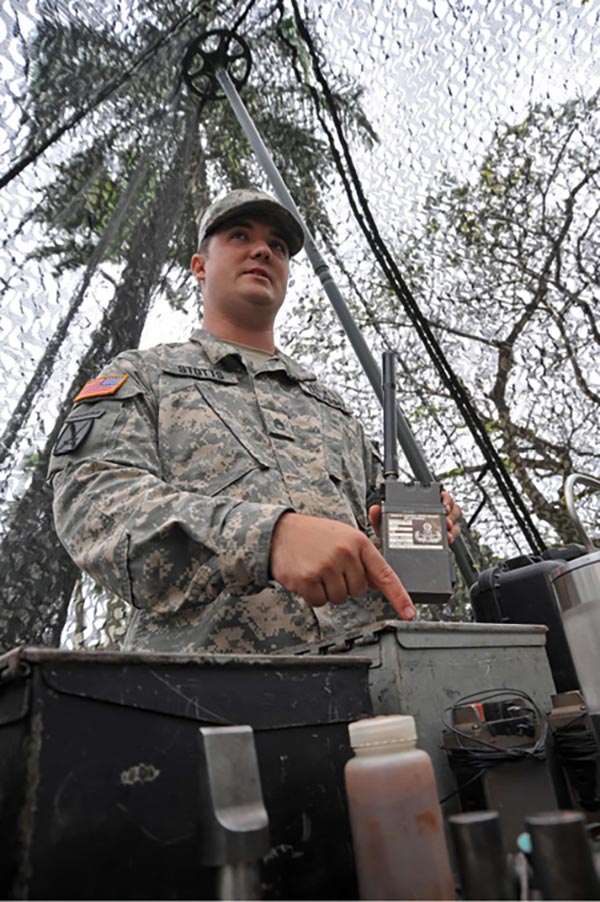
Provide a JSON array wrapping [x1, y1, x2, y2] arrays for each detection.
[[551, 475, 600, 726]]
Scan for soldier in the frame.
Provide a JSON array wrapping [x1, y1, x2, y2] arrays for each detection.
[[49, 188, 461, 654]]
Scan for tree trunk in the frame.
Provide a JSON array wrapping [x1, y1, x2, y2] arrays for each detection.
[[0, 106, 198, 652]]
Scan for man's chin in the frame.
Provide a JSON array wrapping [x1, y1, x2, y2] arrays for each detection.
[[242, 290, 284, 310]]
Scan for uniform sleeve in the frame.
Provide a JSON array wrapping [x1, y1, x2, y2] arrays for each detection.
[[48, 362, 291, 615]]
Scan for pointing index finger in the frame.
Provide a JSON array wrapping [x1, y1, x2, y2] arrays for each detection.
[[361, 541, 416, 621]]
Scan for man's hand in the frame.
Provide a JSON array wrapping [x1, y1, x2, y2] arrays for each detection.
[[441, 490, 462, 544], [270, 512, 416, 620], [368, 489, 462, 544]]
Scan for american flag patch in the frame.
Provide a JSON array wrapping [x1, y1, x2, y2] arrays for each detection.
[[73, 374, 129, 403]]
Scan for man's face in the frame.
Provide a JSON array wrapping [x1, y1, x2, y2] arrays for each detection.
[[191, 216, 290, 321]]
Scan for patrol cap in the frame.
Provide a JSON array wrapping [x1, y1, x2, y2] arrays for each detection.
[[197, 188, 304, 257]]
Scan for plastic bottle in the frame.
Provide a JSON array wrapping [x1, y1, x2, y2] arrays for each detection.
[[345, 714, 455, 901]]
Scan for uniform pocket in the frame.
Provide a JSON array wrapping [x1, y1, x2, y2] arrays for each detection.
[[157, 373, 273, 496]]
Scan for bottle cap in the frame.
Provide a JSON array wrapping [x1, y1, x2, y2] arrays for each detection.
[[348, 715, 417, 749]]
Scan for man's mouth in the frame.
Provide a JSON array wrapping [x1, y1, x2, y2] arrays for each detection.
[[245, 267, 271, 282]]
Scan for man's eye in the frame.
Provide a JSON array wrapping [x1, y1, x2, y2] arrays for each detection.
[[271, 240, 288, 256], [231, 230, 248, 240]]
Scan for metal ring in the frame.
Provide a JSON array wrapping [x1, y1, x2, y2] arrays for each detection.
[[182, 29, 252, 101]]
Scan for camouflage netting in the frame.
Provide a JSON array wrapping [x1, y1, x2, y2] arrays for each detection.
[[1, 0, 598, 650]]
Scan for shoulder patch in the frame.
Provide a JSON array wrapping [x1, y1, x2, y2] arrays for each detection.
[[53, 410, 105, 456], [73, 374, 129, 403]]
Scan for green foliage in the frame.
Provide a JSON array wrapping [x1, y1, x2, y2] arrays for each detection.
[[24, 450, 41, 469], [24, 0, 377, 284]]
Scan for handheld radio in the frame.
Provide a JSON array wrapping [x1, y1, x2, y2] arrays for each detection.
[[380, 351, 455, 604]]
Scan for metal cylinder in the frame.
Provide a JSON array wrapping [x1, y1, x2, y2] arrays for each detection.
[[449, 810, 514, 900], [553, 474, 600, 726], [218, 862, 261, 901], [552, 551, 600, 716], [526, 810, 600, 900]]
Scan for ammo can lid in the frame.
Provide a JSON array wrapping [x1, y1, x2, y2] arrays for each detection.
[[349, 714, 417, 749]]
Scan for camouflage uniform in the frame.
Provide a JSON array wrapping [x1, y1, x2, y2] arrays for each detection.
[[49, 329, 396, 654]]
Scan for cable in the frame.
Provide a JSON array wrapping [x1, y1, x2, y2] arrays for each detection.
[[439, 687, 549, 804], [441, 687, 549, 763], [285, 1, 547, 555]]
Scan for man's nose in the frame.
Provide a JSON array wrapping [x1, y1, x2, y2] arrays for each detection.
[[250, 240, 271, 259]]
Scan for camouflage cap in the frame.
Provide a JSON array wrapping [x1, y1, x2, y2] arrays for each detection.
[[197, 188, 304, 257]]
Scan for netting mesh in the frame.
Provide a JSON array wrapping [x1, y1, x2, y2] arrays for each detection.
[[1, 0, 598, 651]]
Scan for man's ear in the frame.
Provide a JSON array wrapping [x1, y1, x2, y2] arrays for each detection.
[[190, 253, 206, 283]]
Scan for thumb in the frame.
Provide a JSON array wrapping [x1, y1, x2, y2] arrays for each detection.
[[368, 503, 382, 538]]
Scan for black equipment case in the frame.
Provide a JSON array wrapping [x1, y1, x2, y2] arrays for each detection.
[[0, 646, 372, 900], [470, 555, 580, 692]]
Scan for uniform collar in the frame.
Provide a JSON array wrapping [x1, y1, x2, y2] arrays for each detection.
[[190, 328, 316, 382]]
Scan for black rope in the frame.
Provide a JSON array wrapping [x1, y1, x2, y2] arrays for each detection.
[[285, 1, 547, 555], [231, 0, 261, 32]]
